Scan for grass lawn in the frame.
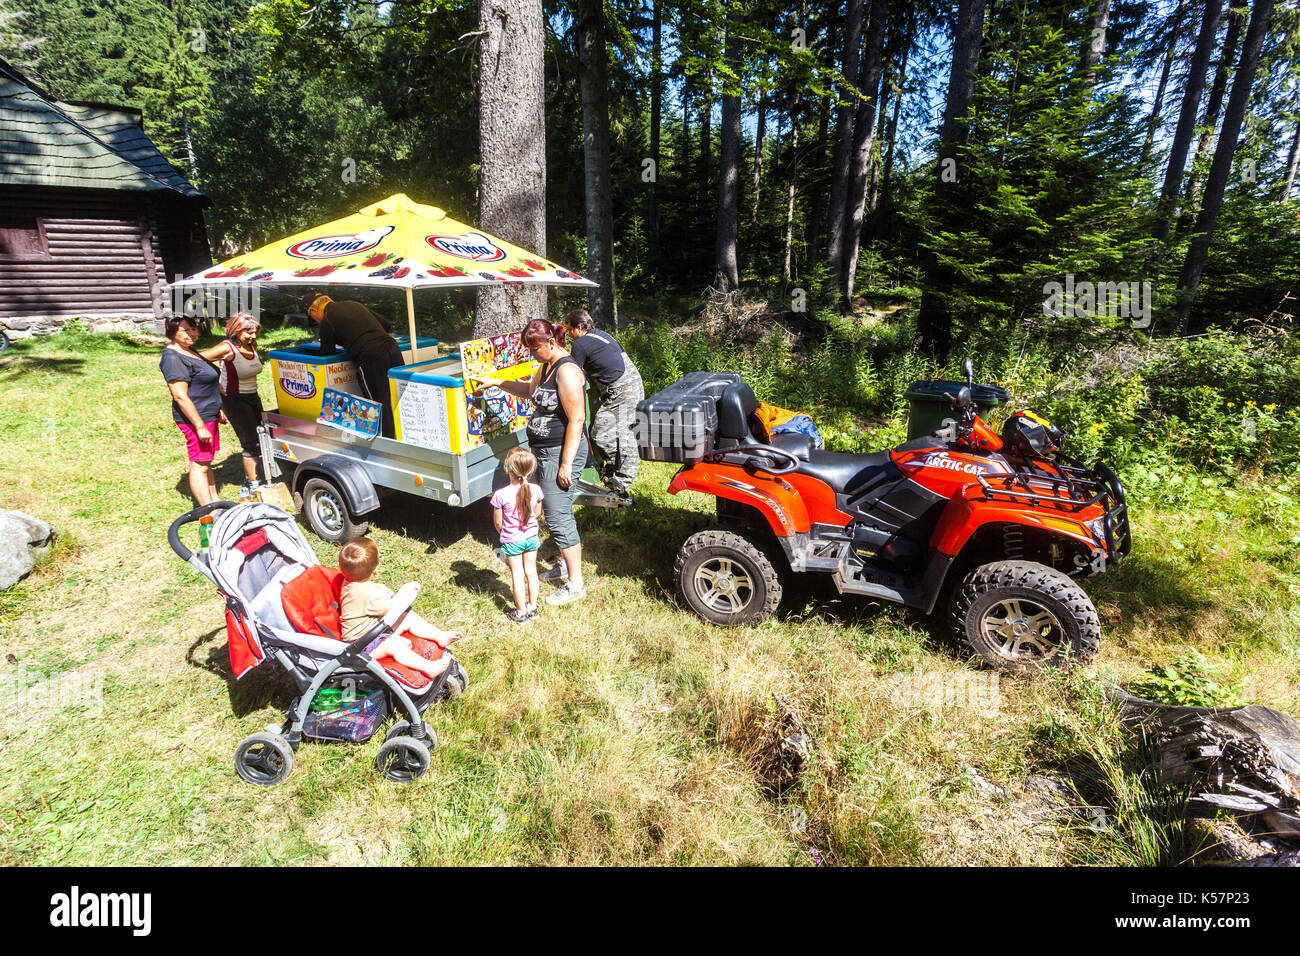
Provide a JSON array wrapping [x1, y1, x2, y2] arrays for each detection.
[[0, 326, 1296, 865]]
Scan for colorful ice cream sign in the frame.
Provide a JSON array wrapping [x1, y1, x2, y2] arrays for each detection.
[[426, 233, 506, 262], [287, 226, 394, 259]]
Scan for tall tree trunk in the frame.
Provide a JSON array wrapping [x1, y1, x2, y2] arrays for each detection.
[[578, 9, 616, 327], [875, 20, 910, 241], [841, 0, 889, 306], [699, 71, 713, 221], [648, 0, 662, 273], [1173, 0, 1275, 333], [1179, 4, 1243, 232], [1279, 119, 1300, 202], [1154, 0, 1223, 242], [751, 88, 767, 224], [476, 0, 547, 336], [805, 93, 831, 263], [1080, 0, 1111, 91], [1139, 0, 1188, 169], [772, 109, 784, 189], [826, 0, 865, 286], [715, 27, 742, 292], [867, 30, 896, 222], [783, 99, 802, 285], [916, 0, 985, 359], [938, 0, 985, 147]]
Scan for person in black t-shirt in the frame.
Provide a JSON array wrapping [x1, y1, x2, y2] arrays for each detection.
[[160, 315, 226, 505], [565, 308, 643, 497], [307, 294, 403, 438]]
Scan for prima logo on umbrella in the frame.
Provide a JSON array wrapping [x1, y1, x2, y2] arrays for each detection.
[[287, 226, 394, 259], [426, 232, 506, 262]]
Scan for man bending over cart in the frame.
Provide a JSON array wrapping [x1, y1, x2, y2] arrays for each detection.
[[307, 293, 403, 438]]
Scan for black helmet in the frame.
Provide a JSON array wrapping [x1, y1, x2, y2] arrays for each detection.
[[1001, 411, 1064, 457]]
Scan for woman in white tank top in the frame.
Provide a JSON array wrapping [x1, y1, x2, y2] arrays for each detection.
[[200, 312, 265, 486]]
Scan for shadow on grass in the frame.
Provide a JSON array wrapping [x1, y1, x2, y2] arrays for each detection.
[[0, 355, 87, 381], [166, 453, 258, 504], [186, 625, 294, 718], [1085, 551, 1212, 630], [449, 559, 515, 610], [368, 493, 498, 553], [579, 493, 932, 612]]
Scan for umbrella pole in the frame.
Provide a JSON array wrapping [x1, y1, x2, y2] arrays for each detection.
[[405, 286, 419, 363]]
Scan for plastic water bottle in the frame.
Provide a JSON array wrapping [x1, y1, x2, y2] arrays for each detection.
[[198, 514, 214, 552]]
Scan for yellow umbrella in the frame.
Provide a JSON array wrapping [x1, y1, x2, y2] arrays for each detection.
[[174, 193, 594, 357]]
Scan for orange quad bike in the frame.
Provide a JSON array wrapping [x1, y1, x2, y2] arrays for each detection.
[[636, 359, 1132, 673]]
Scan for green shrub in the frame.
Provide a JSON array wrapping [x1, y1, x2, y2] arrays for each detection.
[[1128, 652, 1246, 708]]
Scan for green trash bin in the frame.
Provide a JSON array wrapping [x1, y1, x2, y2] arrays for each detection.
[[903, 380, 1010, 441]]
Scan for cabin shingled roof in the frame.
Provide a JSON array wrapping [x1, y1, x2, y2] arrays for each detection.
[[0, 58, 203, 198]]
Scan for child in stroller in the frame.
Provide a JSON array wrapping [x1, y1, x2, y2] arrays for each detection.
[[168, 500, 469, 786], [337, 536, 463, 681]]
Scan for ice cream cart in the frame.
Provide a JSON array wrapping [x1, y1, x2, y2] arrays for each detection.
[[174, 193, 626, 543]]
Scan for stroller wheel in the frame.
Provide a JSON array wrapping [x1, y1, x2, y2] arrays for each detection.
[[445, 662, 469, 699], [235, 732, 294, 786], [384, 721, 438, 750], [375, 735, 431, 782]]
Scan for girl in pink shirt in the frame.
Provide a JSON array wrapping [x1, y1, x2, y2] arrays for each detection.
[[491, 446, 545, 622]]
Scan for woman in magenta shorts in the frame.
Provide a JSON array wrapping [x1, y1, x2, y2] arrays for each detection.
[[160, 315, 227, 505]]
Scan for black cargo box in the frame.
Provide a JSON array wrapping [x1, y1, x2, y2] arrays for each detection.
[[635, 371, 741, 463]]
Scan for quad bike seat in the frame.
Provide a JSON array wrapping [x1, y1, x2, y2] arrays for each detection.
[[714, 382, 893, 492], [795, 449, 893, 495]]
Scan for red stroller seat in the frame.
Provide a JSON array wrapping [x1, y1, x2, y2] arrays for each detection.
[[279, 566, 445, 690]]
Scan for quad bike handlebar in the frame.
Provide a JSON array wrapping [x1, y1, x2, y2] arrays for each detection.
[[708, 442, 802, 475]]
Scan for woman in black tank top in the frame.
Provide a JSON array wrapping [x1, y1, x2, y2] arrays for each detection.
[[474, 320, 590, 605], [526, 353, 581, 449]]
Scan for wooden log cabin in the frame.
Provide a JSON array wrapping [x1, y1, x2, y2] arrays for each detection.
[[0, 58, 211, 321]]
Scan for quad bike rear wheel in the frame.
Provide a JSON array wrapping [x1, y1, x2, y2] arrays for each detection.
[[949, 560, 1100, 673], [674, 526, 783, 626]]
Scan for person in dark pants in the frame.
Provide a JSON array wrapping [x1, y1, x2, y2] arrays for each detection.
[[564, 308, 643, 498], [306, 294, 403, 438]]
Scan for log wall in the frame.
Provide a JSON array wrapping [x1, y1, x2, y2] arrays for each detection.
[[0, 186, 208, 318]]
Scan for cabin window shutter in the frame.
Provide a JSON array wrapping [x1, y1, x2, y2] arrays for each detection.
[[0, 217, 49, 259]]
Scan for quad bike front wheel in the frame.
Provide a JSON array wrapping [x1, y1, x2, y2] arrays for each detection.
[[674, 526, 783, 626], [949, 560, 1100, 673]]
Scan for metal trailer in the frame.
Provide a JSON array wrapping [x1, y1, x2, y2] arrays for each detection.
[[258, 410, 626, 544]]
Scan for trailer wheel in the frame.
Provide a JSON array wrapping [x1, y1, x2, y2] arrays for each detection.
[[949, 560, 1100, 673], [674, 526, 783, 626], [301, 476, 368, 544]]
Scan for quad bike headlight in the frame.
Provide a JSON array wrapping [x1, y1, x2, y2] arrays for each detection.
[[1085, 516, 1109, 542]]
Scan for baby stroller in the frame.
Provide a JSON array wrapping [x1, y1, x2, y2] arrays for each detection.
[[168, 501, 468, 786]]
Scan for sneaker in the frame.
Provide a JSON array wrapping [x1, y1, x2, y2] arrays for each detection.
[[505, 608, 532, 623], [541, 559, 567, 581], [545, 581, 587, 606], [525, 602, 537, 616]]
